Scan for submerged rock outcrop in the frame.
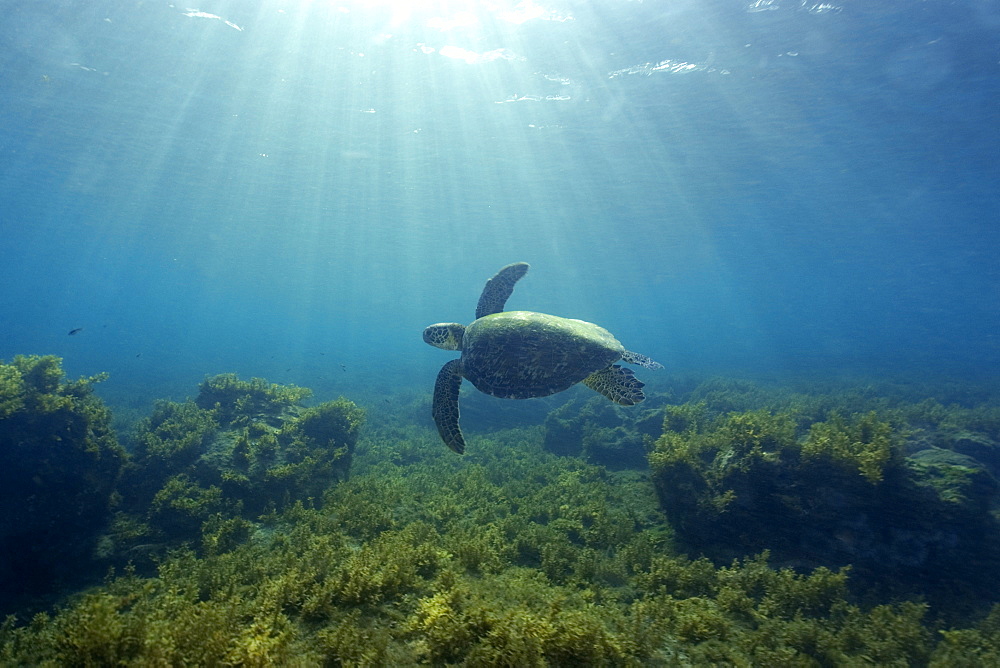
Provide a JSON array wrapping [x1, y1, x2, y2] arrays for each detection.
[[111, 373, 365, 560], [649, 399, 1000, 605], [0, 355, 125, 611]]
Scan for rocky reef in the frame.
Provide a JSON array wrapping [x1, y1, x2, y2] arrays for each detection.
[[0, 355, 125, 612], [649, 380, 1000, 610], [542, 394, 665, 468], [0, 361, 364, 614], [109, 373, 365, 563], [2, 365, 1000, 664]]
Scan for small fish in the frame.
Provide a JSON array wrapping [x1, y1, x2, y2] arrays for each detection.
[[68, 327, 84, 336], [340, 363, 347, 372]]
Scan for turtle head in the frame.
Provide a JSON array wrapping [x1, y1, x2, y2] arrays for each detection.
[[423, 323, 466, 351]]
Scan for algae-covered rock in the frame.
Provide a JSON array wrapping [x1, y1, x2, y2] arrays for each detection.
[[650, 405, 1000, 603], [194, 373, 312, 427], [946, 431, 1000, 477], [542, 399, 586, 457], [0, 413, 979, 667], [218, 397, 365, 515], [543, 395, 665, 468], [907, 447, 998, 513], [0, 355, 125, 611], [112, 374, 364, 557]]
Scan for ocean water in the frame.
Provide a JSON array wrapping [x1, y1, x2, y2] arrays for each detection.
[[2, 0, 1000, 662], [3, 0, 997, 401]]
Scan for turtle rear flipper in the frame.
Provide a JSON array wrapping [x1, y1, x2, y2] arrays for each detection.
[[622, 350, 664, 370], [583, 365, 645, 405], [476, 262, 529, 319], [433, 359, 467, 454]]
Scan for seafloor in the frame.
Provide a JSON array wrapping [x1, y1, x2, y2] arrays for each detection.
[[1, 354, 999, 666]]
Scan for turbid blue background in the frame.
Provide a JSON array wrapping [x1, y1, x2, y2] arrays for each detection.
[[2, 0, 998, 408]]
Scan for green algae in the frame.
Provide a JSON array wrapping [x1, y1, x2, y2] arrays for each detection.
[[195, 373, 312, 427], [111, 375, 364, 558], [0, 355, 125, 612], [543, 395, 663, 469], [2, 367, 1000, 664], [649, 378, 1000, 616], [0, 428, 959, 666], [802, 411, 897, 483]]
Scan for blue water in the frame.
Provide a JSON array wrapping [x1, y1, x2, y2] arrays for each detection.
[[2, 0, 998, 407]]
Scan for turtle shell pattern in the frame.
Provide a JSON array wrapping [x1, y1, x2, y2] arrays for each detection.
[[461, 311, 625, 399]]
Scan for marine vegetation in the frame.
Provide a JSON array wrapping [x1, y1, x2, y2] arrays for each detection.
[[109, 374, 364, 562], [543, 395, 665, 468], [194, 373, 312, 427], [2, 423, 985, 666], [0, 355, 125, 612], [2, 370, 1000, 664], [649, 379, 1000, 610]]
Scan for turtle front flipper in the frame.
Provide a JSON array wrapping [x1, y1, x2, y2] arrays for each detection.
[[583, 365, 645, 406], [622, 350, 664, 370], [433, 359, 467, 454], [475, 262, 529, 319]]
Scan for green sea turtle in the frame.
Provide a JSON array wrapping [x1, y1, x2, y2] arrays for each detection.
[[423, 262, 663, 454]]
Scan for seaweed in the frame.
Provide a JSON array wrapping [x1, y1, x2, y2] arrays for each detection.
[[0, 437, 962, 666], [195, 373, 312, 427], [650, 396, 1000, 612], [0, 355, 125, 613], [542, 395, 664, 468], [2, 371, 999, 663], [109, 376, 364, 562], [802, 410, 898, 483]]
